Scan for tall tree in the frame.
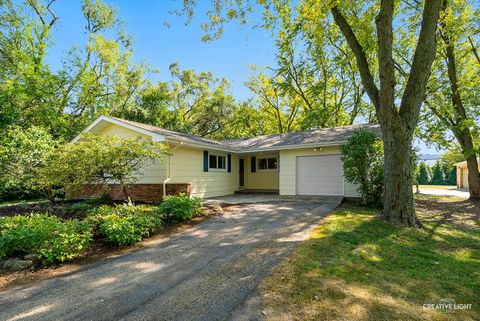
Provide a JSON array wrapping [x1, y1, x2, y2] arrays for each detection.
[[119, 63, 240, 140], [419, 0, 480, 199], [245, 4, 373, 133], [0, 0, 62, 133], [417, 162, 432, 185], [431, 161, 446, 185], [177, 0, 443, 226], [0, 0, 148, 138]]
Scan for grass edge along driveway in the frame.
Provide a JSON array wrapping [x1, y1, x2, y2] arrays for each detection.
[[260, 196, 479, 321]]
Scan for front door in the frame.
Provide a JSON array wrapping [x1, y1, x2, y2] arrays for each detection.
[[239, 159, 245, 188]]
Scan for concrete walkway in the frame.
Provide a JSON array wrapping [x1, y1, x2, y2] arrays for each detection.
[[205, 194, 344, 205], [417, 187, 470, 198], [0, 199, 341, 321]]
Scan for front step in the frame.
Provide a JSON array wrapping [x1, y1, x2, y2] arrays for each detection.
[[234, 189, 280, 195]]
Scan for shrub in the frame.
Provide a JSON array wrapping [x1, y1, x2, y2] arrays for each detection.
[[341, 129, 384, 208], [431, 161, 446, 185], [89, 204, 163, 246], [65, 202, 98, 217], [0, 214, 92, 264], [417, 162, 432, 185], [159, 194, 203, 222]]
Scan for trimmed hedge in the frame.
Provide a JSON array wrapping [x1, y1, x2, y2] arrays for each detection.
[[0, 214, 92, 263]]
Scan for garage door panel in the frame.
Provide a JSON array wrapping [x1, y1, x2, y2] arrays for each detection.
[[297, 155, 344, 196]]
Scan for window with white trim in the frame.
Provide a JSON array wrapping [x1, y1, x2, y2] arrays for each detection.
[[209, 154, 226, 170], [258, 157, 278, 170]]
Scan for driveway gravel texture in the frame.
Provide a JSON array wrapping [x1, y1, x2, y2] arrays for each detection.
[[0, 199, 341, 321]]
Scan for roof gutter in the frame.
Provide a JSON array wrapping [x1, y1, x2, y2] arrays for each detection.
[[233, 141, 347, 154], [162, 138, 346, 154]]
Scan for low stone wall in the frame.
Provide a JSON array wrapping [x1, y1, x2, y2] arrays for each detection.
[[72, 183, 192, 203]]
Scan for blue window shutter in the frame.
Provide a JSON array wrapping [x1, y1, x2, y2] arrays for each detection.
[[203, 151, 209, 172], [251, 156, 256, 173], [227, 154, 231, 172]]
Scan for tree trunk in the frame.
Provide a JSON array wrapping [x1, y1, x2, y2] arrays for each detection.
[[45, 189, 56, 206], [465, 155, 480, 200], [380, 123, 420, 226], [439, 7, 480, 199], [331, 0, 441, 226], [454, 130, 480, 199], [121, 184, 132, 204]]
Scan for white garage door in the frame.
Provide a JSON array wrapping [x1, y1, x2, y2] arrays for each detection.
[[296, 155, 344, 196]]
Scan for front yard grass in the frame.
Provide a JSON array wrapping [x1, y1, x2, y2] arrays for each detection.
[[261, 196, 479, 321]]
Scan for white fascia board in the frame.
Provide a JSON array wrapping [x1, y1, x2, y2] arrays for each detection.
[[71, 115, 165, 143], [165, 139, 345, 154], [234, 141, 346, 154], [165, 138, 238, 153]]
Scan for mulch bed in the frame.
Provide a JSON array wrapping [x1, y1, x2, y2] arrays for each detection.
[[0, 201, 231, 291], [0, 199, 142, 219]]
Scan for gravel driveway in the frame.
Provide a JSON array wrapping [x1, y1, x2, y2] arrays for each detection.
[[0, 199, 341, 321]]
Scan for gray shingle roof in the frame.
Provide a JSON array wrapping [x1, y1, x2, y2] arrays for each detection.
[[107, 116, 381, 152], [221, 123, 382, 150], [108, 116, 231, 150]]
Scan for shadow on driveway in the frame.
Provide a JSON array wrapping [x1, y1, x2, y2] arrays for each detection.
[[0, 199, 341, 321]]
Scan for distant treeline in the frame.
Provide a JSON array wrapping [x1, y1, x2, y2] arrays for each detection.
[[416, 161, 456, 186]]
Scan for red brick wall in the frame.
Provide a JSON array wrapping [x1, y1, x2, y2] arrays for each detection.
[[72, 183, 192, 203]]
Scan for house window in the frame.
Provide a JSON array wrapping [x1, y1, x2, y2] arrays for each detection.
[[209, 154, 226, 170], [258, 157, 278, 170]]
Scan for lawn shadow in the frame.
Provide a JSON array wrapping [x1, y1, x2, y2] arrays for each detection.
[[263, 203, 479, 321]]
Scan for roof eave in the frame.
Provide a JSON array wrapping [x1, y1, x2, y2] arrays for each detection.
[[71, 115, 165, 143], [234, 141, 346, 154], [165, 138, 239, 153]]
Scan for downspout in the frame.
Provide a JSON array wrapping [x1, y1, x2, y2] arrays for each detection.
[[163, 142, 183, 197]]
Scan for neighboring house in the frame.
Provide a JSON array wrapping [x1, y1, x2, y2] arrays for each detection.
[[72, 115, 381, 201], [455, 158, 480, 189]]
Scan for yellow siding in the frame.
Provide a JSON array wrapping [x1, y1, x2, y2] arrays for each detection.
[[457, 163, 480, 189], [279, 146, 360, 197], [96, 123, 168, 184], [170, 147, 238, 198], [97, 123, 150, 139], [458, 166, 469, 189], [90, 122, 357, 197], [243, 156, 279, 190]]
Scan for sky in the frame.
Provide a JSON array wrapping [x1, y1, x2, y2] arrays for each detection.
[[44, 0, 441, 155], [45, 0, 274, 101]]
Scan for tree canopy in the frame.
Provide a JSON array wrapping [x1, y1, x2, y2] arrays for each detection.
[[176, 0, 444, 226], [1, 0, 479, 225]]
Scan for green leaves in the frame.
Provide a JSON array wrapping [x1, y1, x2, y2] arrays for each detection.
[[89, 204, 163, 246], [119, 63, 241, 140], [340, 129, 384, 208], [0, 130, 167, 203], [59, 134, 168, 201], [419, 0, 479, 154], [0, 0, 147, 139], [159, 194, 203, 222], [82, 0, 118, 33], [0, 214, 92, 263]]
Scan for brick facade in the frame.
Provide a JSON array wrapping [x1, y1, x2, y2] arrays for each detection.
[[72, 183, 192, 203]]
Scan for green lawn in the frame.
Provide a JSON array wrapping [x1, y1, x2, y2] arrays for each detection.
[[261, 196, 479, 321]]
